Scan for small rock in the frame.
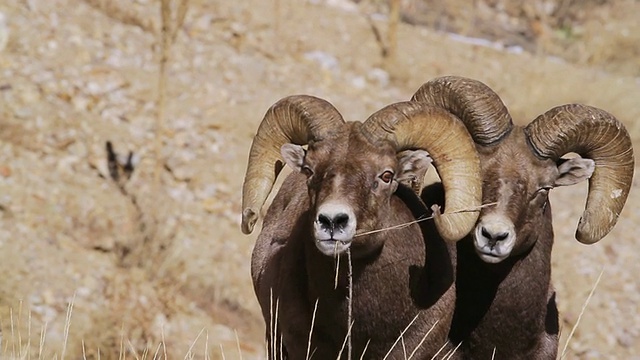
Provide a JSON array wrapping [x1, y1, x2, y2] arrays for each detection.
[[303, 50, 340, 73], [350, 76, 366, 89], [0, 165, 11, 177], [618, 330, 636, 348], [368, 68, 390, 87]]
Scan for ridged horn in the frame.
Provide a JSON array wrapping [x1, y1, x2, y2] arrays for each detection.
[[241, 95, 345, 234], [411, 76, 513, 145], [524, 104, 635, 244], [362, 101, 482, 242]]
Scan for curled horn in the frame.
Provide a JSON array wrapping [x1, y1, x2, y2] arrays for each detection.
[[361, 101, 482, 242], [241, 95, 345, 234], [411, 76, 513, 145], [525, 104, 635, 244]]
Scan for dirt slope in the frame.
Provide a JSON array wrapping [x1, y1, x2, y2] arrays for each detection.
[[0, 0, 638, 358]]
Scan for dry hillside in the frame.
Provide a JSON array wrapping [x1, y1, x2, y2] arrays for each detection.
[[0, 0, 638, 358]]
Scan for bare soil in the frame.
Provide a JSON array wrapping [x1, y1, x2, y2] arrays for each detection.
[[0, 0, 638, 358]]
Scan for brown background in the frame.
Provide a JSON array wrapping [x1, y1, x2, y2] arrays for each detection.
[[0, 0, 638, 358]]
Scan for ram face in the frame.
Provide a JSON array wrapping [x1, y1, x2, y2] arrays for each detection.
[[412, 76, 635, 263], [241, 96, 485, 258]]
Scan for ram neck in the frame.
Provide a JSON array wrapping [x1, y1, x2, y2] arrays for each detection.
[[451, 228, 554, 356], [301, 192, 456, 356]]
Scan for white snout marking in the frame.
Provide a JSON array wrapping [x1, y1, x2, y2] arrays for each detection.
[[611, 189, 623, 199], [314, 202, 357, 257], [473, 214, 516, 264]]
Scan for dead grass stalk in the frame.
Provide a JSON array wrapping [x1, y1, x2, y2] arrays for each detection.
[[430, 341, 449, 360], [61, 293, 76, 360], [443, 341, 461, 360], [82, 0, 156, 32], [306, 299, 319, 360], [560, 267, 605, 359], [355, 202, 498, 238], [234, 330, 243, 360], [155, 0, 189, 187], [382, 313, 420, 359], [384, 0, 400, 71]]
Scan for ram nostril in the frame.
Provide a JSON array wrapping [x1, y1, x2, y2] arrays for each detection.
[[318, 214, 332, 229], [481, 226, 509, 242], [315, 203, 356, 239], [333, 213, 350, 229], [317, 213, 350, 230]]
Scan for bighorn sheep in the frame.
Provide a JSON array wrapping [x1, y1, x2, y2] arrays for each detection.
[[411, 76, 635, 359], [241, 95, 483, 358]]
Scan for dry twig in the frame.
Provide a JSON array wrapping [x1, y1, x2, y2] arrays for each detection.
[[355, 202, 498, 238], [156, 0, 189, 187], [560, 268, 605, 359]]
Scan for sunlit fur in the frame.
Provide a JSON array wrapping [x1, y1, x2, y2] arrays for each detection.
[[302, 127, 400, 257], [473, 130, 559, 262], [409, 76, 626, 360], [252, 122, 456, 359], [425, 129, 591, 359]]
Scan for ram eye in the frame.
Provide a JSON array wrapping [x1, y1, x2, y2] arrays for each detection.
[[531, 186, 551, 203], [537, 186, 552, 194], [301, 165, 314, 177], [380, 170, 394, 184]]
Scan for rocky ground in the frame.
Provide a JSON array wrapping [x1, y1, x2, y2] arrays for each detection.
[[0, 0, 638, 358]]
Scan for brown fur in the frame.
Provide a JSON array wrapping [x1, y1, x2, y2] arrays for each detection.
[[252, 124, 457, 359], [422, 128, 585, 359]]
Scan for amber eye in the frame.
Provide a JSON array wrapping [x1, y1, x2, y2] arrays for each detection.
[[301, 165, 314, 178], [537, 186, 552, 195], [531, 186, 551, 203], [302, 166, 313, 177], [380, 170, 394, 184]]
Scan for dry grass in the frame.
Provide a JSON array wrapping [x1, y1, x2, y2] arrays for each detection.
[[560, 268, 605, 359], [156, 0, 189, 185], [0, 301, 246, 360], [303, 264, 608, 359], [82, 0, 156, 33], [267, 247, 443, 360], [0, 0, 638, 358], [355, 202, 498, 238]]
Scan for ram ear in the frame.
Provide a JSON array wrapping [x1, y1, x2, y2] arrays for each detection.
[[554, 157, 595, 187], [396, 150, 432, 193], [281, 143, 306, 172]]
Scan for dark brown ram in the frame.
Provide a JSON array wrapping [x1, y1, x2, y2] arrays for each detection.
[[241, 95, 483, 358], [411, 76, 634, 359]]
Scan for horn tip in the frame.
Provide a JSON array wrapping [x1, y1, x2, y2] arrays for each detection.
[[432, 205, 476, 242], [575, 215, 609, 245], [575, 229, 600, 245], [241, 208, 258, 234]]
